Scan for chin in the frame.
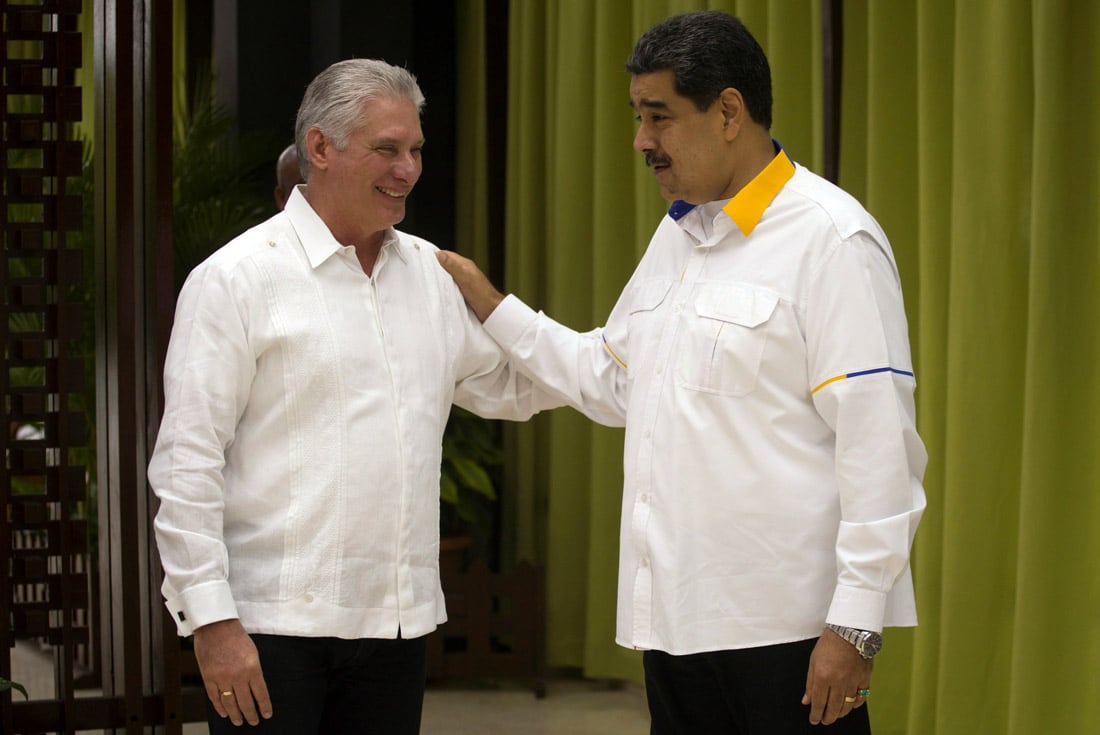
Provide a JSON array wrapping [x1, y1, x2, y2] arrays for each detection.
[[381, 207, 407, 226]]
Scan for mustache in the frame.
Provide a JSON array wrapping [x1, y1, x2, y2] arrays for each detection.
[[645, 152, 671, 168]]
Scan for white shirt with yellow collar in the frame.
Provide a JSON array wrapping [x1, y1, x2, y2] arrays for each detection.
[[484, 148, 927, 655]]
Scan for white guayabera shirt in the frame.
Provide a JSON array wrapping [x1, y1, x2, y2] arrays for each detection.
[[482, 149, 928, 655], [149, 187, 565, 640]]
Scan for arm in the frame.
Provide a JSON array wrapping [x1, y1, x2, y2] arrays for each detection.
[[148, 263, 271, 725], [438, 250, 629, 426], [801, 232, 928, 724]]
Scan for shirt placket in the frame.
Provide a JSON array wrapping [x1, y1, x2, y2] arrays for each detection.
[[367, 253, 416, 628], [629, 230, 710, 648]]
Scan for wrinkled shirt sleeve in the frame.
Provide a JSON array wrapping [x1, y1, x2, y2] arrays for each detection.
[[806, 231, 928, 631], [148, 262, 253, 635], [474, 294, 629, 429]]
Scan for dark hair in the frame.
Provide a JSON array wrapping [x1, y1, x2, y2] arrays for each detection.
[[626, 10, 772, 129]]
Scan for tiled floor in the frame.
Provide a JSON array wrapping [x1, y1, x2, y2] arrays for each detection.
[[11, 639, 651, 734], [420, 679, 651, 735]]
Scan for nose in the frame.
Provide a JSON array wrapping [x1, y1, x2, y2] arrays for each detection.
[[633, 123, 654, 154], [394, 150, 422, 182]]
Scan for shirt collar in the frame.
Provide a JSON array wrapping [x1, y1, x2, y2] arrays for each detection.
[[667, 140, 796, 238], [284, 186, 404, 269]]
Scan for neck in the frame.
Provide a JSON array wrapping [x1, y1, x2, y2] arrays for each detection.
[[727, 131, 779, 198], [303, 185, 387, 276], [353, 233, 385, 277]]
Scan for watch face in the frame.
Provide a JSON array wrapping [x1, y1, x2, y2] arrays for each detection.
[[859, 631, 883, 657]]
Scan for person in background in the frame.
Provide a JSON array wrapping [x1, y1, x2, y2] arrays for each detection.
[[149, 58, 572, 734], [273, 142, 304, 211], [437, 10, 926, 734]]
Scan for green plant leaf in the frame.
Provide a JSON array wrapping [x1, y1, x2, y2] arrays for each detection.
[[172, 64, 277, 291], [446, 456, 496, 500], [439, 472, 459, 505], [0, 677, 29, 699]]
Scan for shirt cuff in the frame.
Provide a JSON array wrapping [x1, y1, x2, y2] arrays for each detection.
[[483, 294, 539, 350], [165, 580, 239, 637], [826, 584, 887, 633]]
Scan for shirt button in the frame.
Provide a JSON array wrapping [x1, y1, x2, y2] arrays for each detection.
[[672, 304, 682, 314], [639, 494, 648, 504], [304, 593, 314, 603], [644, 430, 651, 439], [640, 558, 649, 568]]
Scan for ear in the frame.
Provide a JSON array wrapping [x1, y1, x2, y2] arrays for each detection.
[[718, 88, 746, 141], [304, 127, 330, 172]]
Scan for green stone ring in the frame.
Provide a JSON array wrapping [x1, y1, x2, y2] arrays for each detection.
[[859, 689, 871, 698]]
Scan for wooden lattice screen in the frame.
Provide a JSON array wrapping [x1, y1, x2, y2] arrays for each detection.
[[1, 0, 96, 712], [2, 2, 192, 733]]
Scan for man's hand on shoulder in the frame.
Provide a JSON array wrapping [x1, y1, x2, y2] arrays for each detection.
[[436, 250, 505, 323], [193, 618, 273, 726]]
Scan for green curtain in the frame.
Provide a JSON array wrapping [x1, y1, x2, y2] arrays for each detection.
[[454, 0, 1100, 730], [840, 1, 1100, 732]]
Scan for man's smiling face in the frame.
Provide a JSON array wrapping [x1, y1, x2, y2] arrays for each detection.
[[326, 95, 424, 235]]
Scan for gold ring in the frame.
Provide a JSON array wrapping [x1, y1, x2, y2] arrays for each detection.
[[844, 695, 857, 703], [221, 690, 234, 697]]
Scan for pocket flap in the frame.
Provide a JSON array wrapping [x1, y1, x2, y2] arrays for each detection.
[[694, 285, 778, 328], [629, 279, 672, 314]]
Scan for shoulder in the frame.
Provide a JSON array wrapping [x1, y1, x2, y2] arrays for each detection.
[[193, 213, 300, 275], [391, 229, 455, 286], [781, 165, 887, 244], [391, 228, 441, 258], [181, 213, 305, 302]]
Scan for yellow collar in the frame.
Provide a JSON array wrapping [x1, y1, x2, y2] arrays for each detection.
[[722, 148, 795, 237]]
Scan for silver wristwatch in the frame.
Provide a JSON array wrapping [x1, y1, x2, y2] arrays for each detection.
[[825, 623, 883, 659]]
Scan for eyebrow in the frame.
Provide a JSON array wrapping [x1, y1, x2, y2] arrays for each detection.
[[629, 97, 671, 112], [370, 136, 426, 147]]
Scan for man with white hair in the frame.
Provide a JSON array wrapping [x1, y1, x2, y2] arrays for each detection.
[[149, 58, 567, 734]]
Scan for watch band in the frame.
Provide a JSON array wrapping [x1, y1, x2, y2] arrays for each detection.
[[825, 623, 883, 659]]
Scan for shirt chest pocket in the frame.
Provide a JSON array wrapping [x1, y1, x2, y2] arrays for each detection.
[[677, 284, 779, 396], [623, 279, 673, 373]]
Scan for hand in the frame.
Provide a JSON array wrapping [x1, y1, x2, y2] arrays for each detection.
[[802, 628, 873, 726], [193, 619, 273, 726], [435, 250, 505, 322]]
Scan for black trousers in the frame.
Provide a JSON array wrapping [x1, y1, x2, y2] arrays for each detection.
[[644, 638, 872, 735], [206, 633, 427, 735]]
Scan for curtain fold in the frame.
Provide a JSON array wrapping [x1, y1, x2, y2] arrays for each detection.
[[478, 0, 1100, 729], [907, 1, 955, 732], [455, 0, 491, 269]]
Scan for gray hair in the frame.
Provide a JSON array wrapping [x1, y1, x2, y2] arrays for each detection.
[[294, 58, 426, 178]]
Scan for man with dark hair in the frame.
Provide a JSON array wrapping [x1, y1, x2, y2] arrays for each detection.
[[149, 58, 565, 734], [438, 10, 926, 733], [272, 143, 303, 211]]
